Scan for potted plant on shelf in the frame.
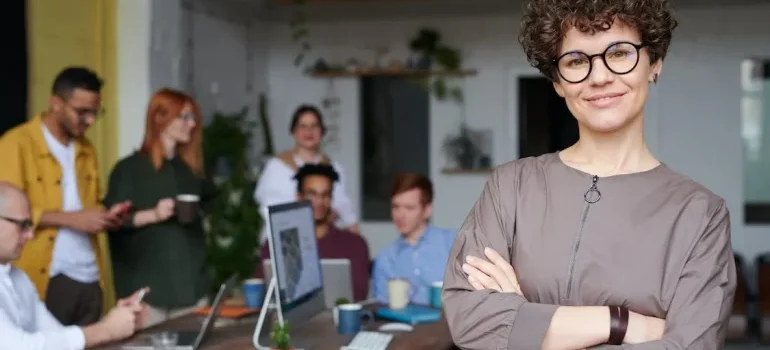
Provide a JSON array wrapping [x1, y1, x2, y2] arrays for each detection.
[[270, 321, 294, 350], [442, 123, 480, 170], [407, 27, 465, 104]]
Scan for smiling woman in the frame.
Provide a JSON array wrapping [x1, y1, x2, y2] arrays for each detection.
[[441, 0, 737, 349]]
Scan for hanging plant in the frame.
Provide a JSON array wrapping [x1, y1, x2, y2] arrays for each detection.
[[290, 0, 311, 67], [408, 28, 464, 104]]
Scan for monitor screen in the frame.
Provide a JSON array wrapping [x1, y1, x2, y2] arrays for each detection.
[[266, 200, 323, 306]]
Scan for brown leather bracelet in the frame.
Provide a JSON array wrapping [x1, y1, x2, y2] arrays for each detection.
[[608, 306, 629, 345]]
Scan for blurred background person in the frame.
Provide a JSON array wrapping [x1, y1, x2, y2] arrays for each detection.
[[103, 88, 216, 328], [255, 104, 359, 241]]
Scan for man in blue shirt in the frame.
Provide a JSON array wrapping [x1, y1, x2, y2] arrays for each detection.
[[372, 173, 456, 305]]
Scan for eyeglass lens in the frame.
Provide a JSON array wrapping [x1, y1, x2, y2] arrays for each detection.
[[556, 42, 641, 83]]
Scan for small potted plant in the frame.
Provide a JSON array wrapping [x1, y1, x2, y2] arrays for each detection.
[[335, 297, 350, 306], [270, 321, 293, 350]]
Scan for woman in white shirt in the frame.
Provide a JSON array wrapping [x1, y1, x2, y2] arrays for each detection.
[[254, 104, 358, 242]]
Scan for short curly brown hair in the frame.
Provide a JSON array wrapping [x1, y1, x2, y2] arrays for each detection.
[[519, 0, 678, 80]]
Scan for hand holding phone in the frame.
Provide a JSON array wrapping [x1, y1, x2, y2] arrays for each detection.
[[133, 287, 148, 306]]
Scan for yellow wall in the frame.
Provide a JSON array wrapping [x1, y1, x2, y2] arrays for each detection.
[[27, 0, 118, 311]]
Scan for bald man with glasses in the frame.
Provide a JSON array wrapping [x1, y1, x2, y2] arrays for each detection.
[[0, 182, 148, 350]]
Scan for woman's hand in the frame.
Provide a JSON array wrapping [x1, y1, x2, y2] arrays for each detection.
[[625, 312, 665, 344], [462, 247, 523, 295], [154, 198, 175, 222]]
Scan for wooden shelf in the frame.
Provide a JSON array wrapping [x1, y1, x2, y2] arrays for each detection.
[[441, 168, 492, 175], [307, 69, 477, 78]]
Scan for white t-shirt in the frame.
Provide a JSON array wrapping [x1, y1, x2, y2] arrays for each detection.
[[41, 126, 99, 283]]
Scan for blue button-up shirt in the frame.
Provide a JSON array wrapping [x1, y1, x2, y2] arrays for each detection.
[[372, 225, 457, 305]]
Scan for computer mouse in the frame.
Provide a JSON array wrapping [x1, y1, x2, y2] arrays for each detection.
[[378, 322, 414, 332]]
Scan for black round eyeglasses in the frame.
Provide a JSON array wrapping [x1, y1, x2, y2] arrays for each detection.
[[554, 41, 646, 84]]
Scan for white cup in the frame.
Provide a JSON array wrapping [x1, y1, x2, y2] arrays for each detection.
[[387, 279, 410, 309]]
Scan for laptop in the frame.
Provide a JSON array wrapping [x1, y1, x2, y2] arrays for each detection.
[[263, 258, 354, 308], [122, 275, 236, 350]]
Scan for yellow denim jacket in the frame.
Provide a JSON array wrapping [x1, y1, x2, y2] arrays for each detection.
[[0, 115, 110, 305]]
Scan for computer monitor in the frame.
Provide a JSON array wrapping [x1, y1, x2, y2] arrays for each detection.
[[264, 200, 326, 327]]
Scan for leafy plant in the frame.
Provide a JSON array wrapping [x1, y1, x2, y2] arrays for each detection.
[[408, 28, 464, 104], [335, 297, 350, 306], [442, 123, 480, 169], [290, 0, 311, 67], [270, 321, 292, 350], [258, 93, 276, 158], [202, 108, 262, 295]]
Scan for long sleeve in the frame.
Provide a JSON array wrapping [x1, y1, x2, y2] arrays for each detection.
[[0, 267, 86, 350], [618, 201, 736, 350], [330, 162, 358, 227], [254, 158, 288, 208], [102, 158, 130, 209], [372, 253, 392, 304], [255, 158, 291, 242], [350, 236, 371, 301], [0, 306, 85, 350], [442, 166, 558, 350], [102, 159, 136, 232]]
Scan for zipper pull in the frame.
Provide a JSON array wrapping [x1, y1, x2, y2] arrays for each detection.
[[584, 175, 601, 203]]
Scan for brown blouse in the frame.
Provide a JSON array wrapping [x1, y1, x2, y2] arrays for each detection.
[[442, 153, 736, 349]]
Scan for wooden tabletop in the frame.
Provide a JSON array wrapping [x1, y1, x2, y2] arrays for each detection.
[[101, 307, 456, 350]]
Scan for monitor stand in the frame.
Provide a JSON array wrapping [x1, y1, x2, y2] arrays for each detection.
[[252, 276, 305, 350]]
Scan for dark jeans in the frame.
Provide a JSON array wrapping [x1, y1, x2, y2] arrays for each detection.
[[45, 274, 102, 326]]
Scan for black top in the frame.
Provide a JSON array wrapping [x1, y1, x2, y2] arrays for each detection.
[[104, 153, 216, 308]]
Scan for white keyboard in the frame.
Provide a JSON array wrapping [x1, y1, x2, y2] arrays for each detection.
[[345, 331, 394, 350]]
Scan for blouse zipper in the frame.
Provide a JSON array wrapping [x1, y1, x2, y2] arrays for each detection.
[[563, 175, 601, 301]]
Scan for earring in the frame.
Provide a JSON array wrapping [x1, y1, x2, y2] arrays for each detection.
[[652, 74, 659, 84]]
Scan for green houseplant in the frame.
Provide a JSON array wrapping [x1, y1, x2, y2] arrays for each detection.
[[270, 321, 293, 350], [202, 107, 263, 295], [408, 27, 464, 104], [290, 0, 311, 67]]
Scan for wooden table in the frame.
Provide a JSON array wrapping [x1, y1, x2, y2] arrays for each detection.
[[102, 307, 456, 350]]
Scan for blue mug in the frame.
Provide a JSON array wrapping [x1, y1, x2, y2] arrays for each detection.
[[334, 304, 374, 336], [242, 278, 265, 308], [430, 281, 443, 308]]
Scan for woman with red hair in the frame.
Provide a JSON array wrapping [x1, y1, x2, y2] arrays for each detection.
[[103, 88, 216, 327]]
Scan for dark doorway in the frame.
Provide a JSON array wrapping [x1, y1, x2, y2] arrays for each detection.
[[518, 77, 577, 158], [0, 0, 28, 136], [360, 77, 430, 221]]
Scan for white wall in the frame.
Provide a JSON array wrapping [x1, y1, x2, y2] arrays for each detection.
[[118, 0, 270, 161], [655, 4, 770, 267], [263, 4, 770, 264], [179, 0, 268, 127], [265, 16, 522, 255], [116, 0, 152, 158]]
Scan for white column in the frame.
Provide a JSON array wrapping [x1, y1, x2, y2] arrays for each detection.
[[116, 0, 152, 158]]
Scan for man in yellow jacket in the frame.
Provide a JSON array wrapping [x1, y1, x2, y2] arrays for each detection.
[[0, 67, 130, 326]]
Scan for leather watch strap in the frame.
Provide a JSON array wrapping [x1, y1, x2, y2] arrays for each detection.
[[608, 306, 629, 345]]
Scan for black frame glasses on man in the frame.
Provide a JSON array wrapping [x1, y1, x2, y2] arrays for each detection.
[[554, 41, 646, 84], [64, 102, 105, 120], [0, 216, 33, 231]]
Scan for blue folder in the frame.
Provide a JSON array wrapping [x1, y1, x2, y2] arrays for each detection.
[[375, 305, 442, 325]]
